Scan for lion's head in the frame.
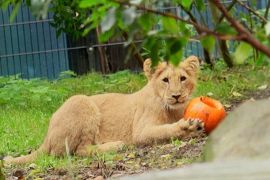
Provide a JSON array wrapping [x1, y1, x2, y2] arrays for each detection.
[[144, 56, 200, 110]]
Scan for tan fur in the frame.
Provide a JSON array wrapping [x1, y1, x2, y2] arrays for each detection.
[[5, 56, 203, 164]]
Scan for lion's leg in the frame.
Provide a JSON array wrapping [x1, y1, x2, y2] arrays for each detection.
[[75, 141, 125, 156], [133, 119, 204, 145], [97, 141, 125, 152], [44, 95, 101, 156]]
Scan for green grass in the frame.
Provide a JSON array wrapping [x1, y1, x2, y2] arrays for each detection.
[[1, 63, 270, 176], [0, 70, 146, 156], [194, 63, 270, 103]]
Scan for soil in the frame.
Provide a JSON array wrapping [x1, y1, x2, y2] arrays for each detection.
[[3, 88, 270, 180]]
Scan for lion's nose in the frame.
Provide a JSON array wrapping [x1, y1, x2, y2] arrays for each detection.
[[172, 95, 181, 100]]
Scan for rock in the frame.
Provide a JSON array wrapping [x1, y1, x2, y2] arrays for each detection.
[[204, 99, 270, 161], [120, 160, 270, 180]]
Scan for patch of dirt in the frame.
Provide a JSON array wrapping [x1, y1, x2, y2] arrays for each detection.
[[4, 88, 270, 180], [225, 87, 270, 111]]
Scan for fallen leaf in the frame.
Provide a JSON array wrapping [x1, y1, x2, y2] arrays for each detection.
[[258, 84, 268, 90], [176, 161, 184, 166], [28, 163, 37, 170], [160, 154, 172, 159], [127, 153, 135, 159], [207, 92, 214, 96], [224, 104, 232, 108], [232, 91, 242, 97]]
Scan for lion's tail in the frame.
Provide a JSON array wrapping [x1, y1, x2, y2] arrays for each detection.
[[4, 144, 45, 165]]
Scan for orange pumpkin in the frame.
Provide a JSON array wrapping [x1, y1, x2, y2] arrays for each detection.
[[184, 96, 226, 134]]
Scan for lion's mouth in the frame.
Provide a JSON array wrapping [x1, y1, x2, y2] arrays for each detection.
[[166, 96, 187, 106], [170, 99, 186, 105]]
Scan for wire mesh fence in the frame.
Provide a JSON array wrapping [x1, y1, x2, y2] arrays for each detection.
[[0, 0, 268, 79]]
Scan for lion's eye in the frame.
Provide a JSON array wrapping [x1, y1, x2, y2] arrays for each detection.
[[180, 76, 186, 82], [162, 77, 169, 83]]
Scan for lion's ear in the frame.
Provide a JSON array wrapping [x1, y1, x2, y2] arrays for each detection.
[[144, 59, 167, 80], [180, 56, 200, 76], [143, 58, 153, 80]]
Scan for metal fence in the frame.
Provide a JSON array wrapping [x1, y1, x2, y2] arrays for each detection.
[[0, 6, 69, 79], [0, 1, 268, 79]]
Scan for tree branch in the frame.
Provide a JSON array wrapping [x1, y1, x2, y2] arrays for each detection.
[[210, 0, 270, 58], [217, 0, 237, 23], [236, 0, 267, 24], [263, 0, 270, 26], [112, 0, 243, 41]]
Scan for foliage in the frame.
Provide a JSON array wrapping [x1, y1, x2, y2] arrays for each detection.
[[0, 76, 68, 111], [53, 0, 270, 66], [0, 0, 22, 21], [49, 0, 90, 38], [2, 0, 270, 67], [0, 70, 146, 111]]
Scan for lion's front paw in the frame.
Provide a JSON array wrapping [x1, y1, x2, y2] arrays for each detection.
[[176, 118, 204, 138]]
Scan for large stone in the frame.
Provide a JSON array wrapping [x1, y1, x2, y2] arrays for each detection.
[[204, 99, 270, 161], [120, 160, 270, 180]]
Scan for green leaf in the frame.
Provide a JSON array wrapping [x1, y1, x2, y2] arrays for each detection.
[[98, 28, 114, 42], [170, 39, 184, 55], [170, 50, 183, 66], [122, 6, 137, 26], [216, 22, 237, 35], [138, 14, 157, 33], [173, 0, 193, 9], [195, 0, 205, 11], [201, 36, 216, 53], [1, 0, 10, 10], [161, 16, 179, 34], [142, 37, 161, 66], [233, 42, 253, 64], [179, 21, 192, 36], [130, 0, 143, 5], [265, 21, 270, 36], [101, 7, 116, 32], [256, 53, 266, 66], [181, 0, 194, 10], [79, 0, 105, 8], [166, 38, 187, 65], [9, 2, 21, 22]]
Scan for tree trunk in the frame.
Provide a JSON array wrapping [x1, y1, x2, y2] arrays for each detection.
[[95, 27, 110, 74], [203, 48, 214, 67], [122, 32, 144, 68], [218, 40, 233, 68], [209, 2, 234, 68], [178, 5, 214, 67]]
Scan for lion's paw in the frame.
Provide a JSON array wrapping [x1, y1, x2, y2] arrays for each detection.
[[176, 118, 204, 138]]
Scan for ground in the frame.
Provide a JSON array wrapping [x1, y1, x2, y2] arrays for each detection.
[[4, 87, 270, 180]]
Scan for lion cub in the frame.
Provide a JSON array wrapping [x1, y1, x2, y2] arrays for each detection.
[[6, 56, 203, 164]]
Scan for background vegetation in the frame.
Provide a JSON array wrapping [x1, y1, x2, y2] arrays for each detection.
[[2, 0, 270, 68]]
